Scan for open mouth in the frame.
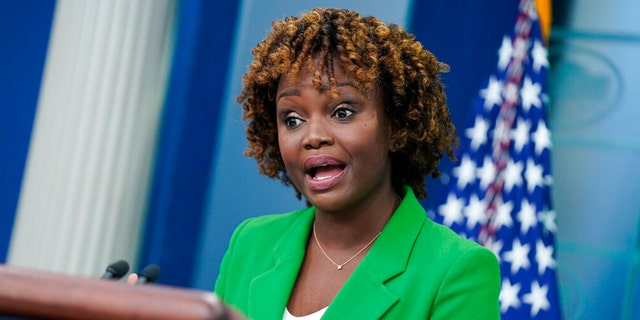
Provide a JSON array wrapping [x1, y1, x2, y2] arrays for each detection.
[[308, 164, 347, 180], [303, 156, 347, 191]]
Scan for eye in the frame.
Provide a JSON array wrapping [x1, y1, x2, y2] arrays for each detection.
[[283, 116, 304, 129], [332, 106, 355, 120]]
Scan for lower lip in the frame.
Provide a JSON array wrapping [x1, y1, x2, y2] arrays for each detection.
[[306, 168, 346, 191]]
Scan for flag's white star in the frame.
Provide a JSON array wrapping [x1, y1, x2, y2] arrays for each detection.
[[499, 279, 522, 313], [477, 157, 496, 190], [522, 281, 550, 317], [531, 40, 549, 72], [525, 159, 544, 193], [498, 36, 513, 70], [536, 240, 557, 275], [494, 200, 514, 229], [520, 77, 542, 112], [439, 193, 465, 227], [538, 210, 557, 233], [503, 159, 524, 193], [532, 120, 552, 155], [464, 194, 487, 229], [503, 239, 531, 274], [453, 155, 477, 189], [512, 118, 531, 153], [517, 199, 537, 234], [480, 76, 504, 110], [466, 116, 489, 151]]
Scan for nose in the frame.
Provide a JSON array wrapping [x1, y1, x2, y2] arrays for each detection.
[[303, 119, 334, 149]]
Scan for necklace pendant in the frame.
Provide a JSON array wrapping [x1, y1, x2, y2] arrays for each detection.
[[337, 265, 343, 270]]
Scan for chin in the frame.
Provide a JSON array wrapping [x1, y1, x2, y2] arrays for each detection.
[[305, 194, 348, 213]]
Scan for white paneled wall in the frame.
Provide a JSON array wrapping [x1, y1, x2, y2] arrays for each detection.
[[8, 0, 175, 277]]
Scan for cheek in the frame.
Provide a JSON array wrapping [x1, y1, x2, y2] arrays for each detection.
[[277, 134, 296, 166], [345, 126, 391, 160]]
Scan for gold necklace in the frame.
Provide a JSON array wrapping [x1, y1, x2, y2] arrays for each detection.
[[312, 222, 381, 270]]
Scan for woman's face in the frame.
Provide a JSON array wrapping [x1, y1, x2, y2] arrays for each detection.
[[276, 62, 395, 213]]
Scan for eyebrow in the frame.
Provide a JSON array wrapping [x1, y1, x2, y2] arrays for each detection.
[[276, 89, 301, 103], [276, 82, 358, 103]]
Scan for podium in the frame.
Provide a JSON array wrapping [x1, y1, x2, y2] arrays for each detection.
[[0, 264, 244, 319]]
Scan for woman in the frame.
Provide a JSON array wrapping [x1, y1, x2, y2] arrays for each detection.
[[214, 8, 500, 319]]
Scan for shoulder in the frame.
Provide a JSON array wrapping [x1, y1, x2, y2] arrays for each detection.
[[421, 217, 480, 250], [385, 187, 496, 269], [225, 207, 314, 254], [417, 217, 497, 267]]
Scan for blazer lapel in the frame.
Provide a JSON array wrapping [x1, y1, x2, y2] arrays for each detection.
[[323, 187, 426, 319], [247, 208, 315, 319], [322, 262, 399, 319]]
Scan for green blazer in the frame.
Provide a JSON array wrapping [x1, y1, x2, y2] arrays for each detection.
[[214, 188, 500, 319]]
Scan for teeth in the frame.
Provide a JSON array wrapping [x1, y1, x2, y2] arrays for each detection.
[[309, 164, 327, 178]]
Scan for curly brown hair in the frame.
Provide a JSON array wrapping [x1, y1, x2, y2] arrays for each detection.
[[238, 7, 457, 200]]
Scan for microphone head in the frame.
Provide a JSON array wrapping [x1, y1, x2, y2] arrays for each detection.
[[102, 259, 129, 279], [138, 264, 161, 284]]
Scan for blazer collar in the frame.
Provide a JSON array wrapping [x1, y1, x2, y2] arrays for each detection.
[[248, 186, 425, 319]]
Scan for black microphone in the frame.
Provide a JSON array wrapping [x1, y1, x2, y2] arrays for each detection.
[[136, 264, 161, 284], [100, 259, 130, 280]]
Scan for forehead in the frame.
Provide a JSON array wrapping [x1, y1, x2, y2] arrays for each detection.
[[277, 59, 353, 90]]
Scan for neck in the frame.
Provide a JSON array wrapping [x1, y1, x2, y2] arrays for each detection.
[[313, 188, 401, 249]]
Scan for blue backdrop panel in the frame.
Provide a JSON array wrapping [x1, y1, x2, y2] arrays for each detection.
[[0, 0, 56, 262], [407, 0, 519, 210], [139, 0, 240, 287]]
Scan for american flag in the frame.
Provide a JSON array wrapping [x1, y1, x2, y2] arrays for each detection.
[[430, 0, 561, 318]]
